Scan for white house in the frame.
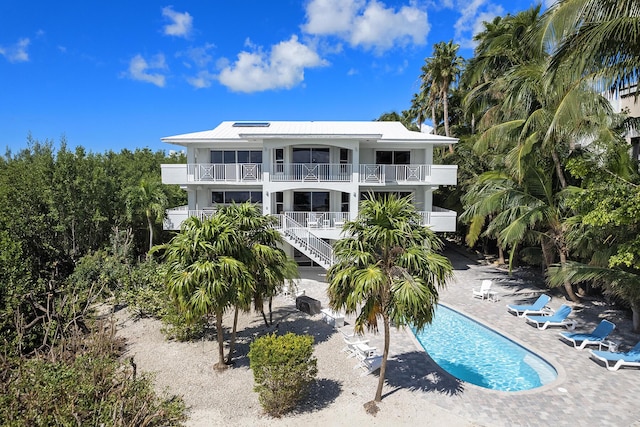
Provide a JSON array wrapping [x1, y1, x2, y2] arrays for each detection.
[[160, 121, 458, 268]]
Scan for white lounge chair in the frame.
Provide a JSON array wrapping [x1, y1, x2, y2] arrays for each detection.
[[354, 355, 383, 376], [472, 280, 493, 300], [559, 319, 616, 349], [507, 294, 552, 317], [589, 341, 640, 371], [340, 331, 370, 357], [524, 304, 576, 330]]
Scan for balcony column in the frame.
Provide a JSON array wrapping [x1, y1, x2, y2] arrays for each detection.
[[350, 146, 359, 219], [423, 187, 433, 212], [262, 146, 271, 215]]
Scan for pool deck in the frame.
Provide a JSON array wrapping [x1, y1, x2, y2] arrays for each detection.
[[297, 243, 640, 427]]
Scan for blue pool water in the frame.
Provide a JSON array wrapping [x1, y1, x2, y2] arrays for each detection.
[[411, 305, 557, 391]]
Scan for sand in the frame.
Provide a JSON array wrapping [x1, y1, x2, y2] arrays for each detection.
[[116, 288, 475, 427]]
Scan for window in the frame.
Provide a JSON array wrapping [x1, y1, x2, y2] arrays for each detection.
[[341, 192, 350, 212], [275, 148, 284, 173], [210, 150, 262, 164], [275, 192, 284, 214], [292, 148, 330, 164], [375, 150, 410, 165], [211, 191, 263, 205], [293, 191, 329, 212]]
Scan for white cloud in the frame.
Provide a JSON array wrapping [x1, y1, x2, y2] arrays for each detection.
[[177, 43, 215, 68], [125, 54, 168, 87], [0, 38, 30, 63], [186, 70, 216, 89], [162, 6, 193, 38], [218, 35, 328, 93], [302, 0, 429, 53], [452, 0, 504, 49]]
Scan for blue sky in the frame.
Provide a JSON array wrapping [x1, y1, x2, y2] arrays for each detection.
[[1, 0, 545, 154]]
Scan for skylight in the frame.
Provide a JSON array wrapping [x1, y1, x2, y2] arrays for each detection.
[[232, 122, 270, 127]]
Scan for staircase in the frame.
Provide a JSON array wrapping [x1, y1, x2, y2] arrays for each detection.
[[276, 214, 334, 269]]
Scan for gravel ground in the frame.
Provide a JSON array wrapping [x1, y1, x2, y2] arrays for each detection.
[[116, 288, 474, 427]]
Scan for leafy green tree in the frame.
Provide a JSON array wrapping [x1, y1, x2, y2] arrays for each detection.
[[154, 215, 253, 369], [126, 178, 168, 253], [326, 194, 452, 406]]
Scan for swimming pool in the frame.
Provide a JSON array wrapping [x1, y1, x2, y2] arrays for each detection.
[[411, 305, 557, 391]]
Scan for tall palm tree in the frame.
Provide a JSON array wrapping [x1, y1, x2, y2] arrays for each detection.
[[326, 194, 453, 406], [126, 178, 168, 253], [430, 40, 464, 140], [154, 215, 253, 369]]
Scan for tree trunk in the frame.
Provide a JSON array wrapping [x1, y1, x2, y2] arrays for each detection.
[[147, 214, 154, 253], [269, 297, 273, 325], [498, 245, 505, 265], [559, 250, 580, 302], [632, 302, 640, 332], [374, 314, 391, 403], [226, 306, 239, 365], [431, 105, 437, 135], [214, 311, 227, 370], [442, 89, 454, 153], [260, 305, 269, 328], [551, 150, 568, 189]]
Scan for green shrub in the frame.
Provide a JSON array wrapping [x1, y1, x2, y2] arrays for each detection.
[[0, 327, 187, 426], [248, 333, 317, 417]]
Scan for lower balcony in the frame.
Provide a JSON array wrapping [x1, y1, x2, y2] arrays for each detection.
[[164, 206, 457, 232]]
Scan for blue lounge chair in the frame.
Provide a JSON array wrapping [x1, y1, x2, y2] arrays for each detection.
[[506, 294, 552, 317], [559, 319, 616, 349], [589, 341, 640, 371], [524, 304, 575, 330]]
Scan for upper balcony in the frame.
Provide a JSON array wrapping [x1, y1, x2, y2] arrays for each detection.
[[270, 163, 352, 182], [162, 163, 262, 185], [359, 164, 457, 185], [162, 163, 457, 186]]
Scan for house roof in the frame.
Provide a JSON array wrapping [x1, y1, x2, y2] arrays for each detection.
[[161, 121, 458, 146]]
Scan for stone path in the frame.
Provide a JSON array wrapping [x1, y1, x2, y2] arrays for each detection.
[[296, 244, 640, 427]]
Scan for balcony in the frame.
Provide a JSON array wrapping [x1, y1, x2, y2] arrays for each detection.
[[418, 207, 457, 232], [270, 163, 352, 182], [161, 163, 262, 185], [163, 206, 216, 230], [359, 164, 457, 185]]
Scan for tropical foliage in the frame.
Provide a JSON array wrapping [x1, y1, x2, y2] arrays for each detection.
[[327, 194, 453, 405]]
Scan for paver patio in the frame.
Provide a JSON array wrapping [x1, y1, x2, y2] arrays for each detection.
[[296, 243, 640, 427]]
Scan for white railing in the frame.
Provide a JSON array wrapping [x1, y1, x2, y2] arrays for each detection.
[[270, 163, 352, 182], [359, 164, 457, 185], [275, 214, 334, 268], [418, 208, 457, 232], [360, 164, 431, 183], [285, 211, 348, 229], [187, 163, 262, 182]]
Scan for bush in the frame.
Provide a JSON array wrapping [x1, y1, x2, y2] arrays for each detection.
[[0, 324, 187, 426], [248, 333, 317, 417]]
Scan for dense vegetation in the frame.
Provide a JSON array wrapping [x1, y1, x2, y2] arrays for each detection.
[[0, 140, 187, 425], [399, 2, 640, 331]]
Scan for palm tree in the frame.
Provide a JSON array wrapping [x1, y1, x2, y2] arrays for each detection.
[[326, 194, 453, 406], [154, 215, 253, 369], [542, 0, 640, 93], [430, 40, 464, 140], [126, 178, 168, 253], [217, 203, 298, 333]]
